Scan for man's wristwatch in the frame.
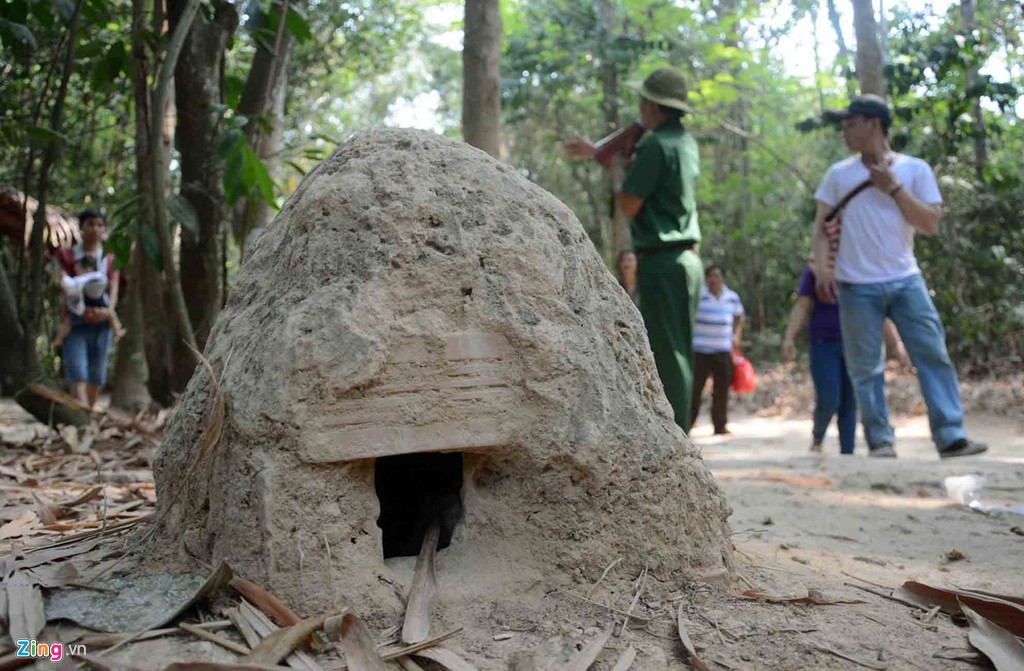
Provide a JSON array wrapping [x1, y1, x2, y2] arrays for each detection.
[[888, 183, 904, 197]]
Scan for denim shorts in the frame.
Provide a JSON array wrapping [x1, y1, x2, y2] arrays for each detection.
[[63, 324, 113, 387]]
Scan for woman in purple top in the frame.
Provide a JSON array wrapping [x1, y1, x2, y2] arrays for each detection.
[[782, 264, 857, 454]]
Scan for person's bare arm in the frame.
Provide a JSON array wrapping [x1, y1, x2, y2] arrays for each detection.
[[782, 297, 814, 362], [811, 201, 836, 303], [563, 138, 595, 160], [108, 277, 119, 312], [867, 162, 942, 236], [732, 314, 744, 350], [616, 193, 643, 220]]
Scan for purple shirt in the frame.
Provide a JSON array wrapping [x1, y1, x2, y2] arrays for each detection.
[[797, 266, 842, 343]]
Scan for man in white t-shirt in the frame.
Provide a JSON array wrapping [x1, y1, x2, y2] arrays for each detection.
[[811, 94, 985, 459]]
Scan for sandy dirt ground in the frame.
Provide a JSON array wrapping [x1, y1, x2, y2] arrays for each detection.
[[3, 386, 1023, 670], [681, 405, 1024, 670]]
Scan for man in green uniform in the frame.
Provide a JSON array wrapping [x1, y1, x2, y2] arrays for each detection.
[[566, 68, 702, 430]]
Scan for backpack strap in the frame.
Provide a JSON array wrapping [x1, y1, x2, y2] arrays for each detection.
[[824, 178, 873, 223]]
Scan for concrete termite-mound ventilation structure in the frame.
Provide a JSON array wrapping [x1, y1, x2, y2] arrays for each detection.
[[153, 128, 732, 617]]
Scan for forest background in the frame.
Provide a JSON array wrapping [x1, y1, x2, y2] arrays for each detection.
[[1, 0, 1022, 426]]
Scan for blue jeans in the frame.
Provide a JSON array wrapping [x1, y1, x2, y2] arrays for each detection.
[[809, 340, 857, 454], [838, 274, 966, 450], [63, 323, 113, 387]]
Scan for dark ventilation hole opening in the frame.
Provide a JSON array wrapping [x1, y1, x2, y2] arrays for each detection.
[[375, 452, 464, 559]]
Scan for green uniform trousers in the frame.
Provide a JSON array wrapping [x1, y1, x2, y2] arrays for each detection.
[[637, 248, 703, 432]]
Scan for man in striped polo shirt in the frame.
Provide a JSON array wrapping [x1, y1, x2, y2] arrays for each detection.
[[691, 265, 745, 435]]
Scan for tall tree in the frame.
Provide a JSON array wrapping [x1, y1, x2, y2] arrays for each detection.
[[462, 0, 503, 159], [111, 0, 159, 411], [961, 0, 989, 180], [109, 245, 151, 410], [594, 0, 628, 259], [172, 0, 238, 347], [146, 0, 201, 360], [125, 0, 187, 405], [232, 0, 296, 253], [852, 0, 884, 95], [827, 0, 859, 97]]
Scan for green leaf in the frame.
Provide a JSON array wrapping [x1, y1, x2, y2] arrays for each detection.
[[91, 42, 128, 90], [166, 193, 200, 240], [140, 225, 163, 271], [108, 193, 142, 230], [31, 2, 56, 29], [26, 126, 65, 144], [217, 128, 244, 158], [225, 74, 245, 109], [0, 18, 38, 57], [76, 39, 107, 58], [284, 5, 312, 43], [106, 228, 133, 270], [243, 144, 275, 204], [224, 149, 244, 205]]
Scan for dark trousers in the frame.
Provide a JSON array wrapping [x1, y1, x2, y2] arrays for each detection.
[[809, 340, 857, 454], [691, 351, 733, 433]]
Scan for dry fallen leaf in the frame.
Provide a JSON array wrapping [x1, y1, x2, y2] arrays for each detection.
[[60, 425, 79, 450], [962, 604, 1024, 671], [892, 581, 1024, 637], [340, 613, 390, 671], [7, 570, 45, 643], [0, 510, 39, 539], [677, 603, 711, 671], [33, 492, 60, 525]]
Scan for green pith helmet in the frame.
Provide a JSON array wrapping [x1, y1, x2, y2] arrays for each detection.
[[631, 68, 692, 113]]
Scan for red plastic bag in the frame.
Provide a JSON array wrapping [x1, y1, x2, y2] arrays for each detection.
[[731, 349, 757, 394]]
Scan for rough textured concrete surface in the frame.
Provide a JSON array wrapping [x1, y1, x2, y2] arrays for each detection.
[[153, 128, 732, 618]]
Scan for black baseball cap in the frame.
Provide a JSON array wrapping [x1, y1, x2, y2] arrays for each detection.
[[824, 94, 892, 127]]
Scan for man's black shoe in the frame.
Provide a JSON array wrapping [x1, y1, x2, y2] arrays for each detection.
[[939, 439, 988, 459], [869, 443, 896, 458]]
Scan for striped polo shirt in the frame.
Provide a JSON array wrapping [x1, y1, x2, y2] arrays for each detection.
[[694, 285, 745, 354]]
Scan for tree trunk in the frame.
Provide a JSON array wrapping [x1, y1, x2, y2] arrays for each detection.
[[594, 0, 628, 260], [237, 42, 291, 249], [148, 0, 201, 360], [851, 0, 884, 95], [827, 0, 859, 97], [462, 0, 503, 160], [112, 0, 158, 412], [128, 0, 173, 405], [110, 244, 151, 411], [961, 0, 988, 180], [172, 0, 237, 347], [810, 1, 826, 112], [232, 0, 295, 254], [142, 257, 175, 403]]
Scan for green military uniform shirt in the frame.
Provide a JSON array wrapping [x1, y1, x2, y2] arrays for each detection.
[[621, 119, 701, 250]]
